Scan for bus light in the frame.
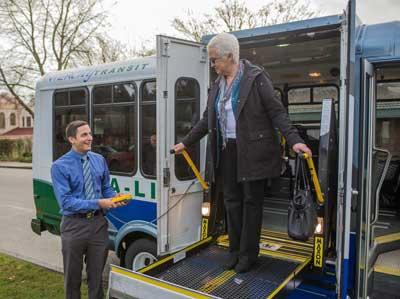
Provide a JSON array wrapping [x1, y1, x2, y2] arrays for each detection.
[[315, 217, 324, 234], [202, 202, 211, 217]]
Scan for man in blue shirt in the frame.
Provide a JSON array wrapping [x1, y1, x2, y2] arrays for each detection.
[[51, 120, 124, 299]]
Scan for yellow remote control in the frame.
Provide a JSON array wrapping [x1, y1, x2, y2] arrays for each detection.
[[111, 194, 133, 203]]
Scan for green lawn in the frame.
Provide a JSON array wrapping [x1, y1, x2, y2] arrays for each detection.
[[0, 253, 89, 299]]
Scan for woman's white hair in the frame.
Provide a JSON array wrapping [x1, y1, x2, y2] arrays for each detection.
[[207, 32, 240, 64]]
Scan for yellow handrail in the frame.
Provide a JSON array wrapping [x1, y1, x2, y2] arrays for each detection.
[[180, 149, 209, 190], [302, 153, 324, 205]]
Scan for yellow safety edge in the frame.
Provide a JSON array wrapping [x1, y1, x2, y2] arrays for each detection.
[[266, 256, 312, 299], [139, 236, 213, 274], [182, 149, 209, 190], [111, 265, 215, 299], [374, 232, 400, 245], [217, 240, 307, 263], [374, 265, 400, 277], [199, 270, 236, 293], [218, 233, 314, 248], [302, 153, 324, 205]]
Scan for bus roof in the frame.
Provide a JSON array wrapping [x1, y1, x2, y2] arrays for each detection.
[[202, 15, 342, 44], [36, 56, 156, 91], [358, 21, 400, 60]]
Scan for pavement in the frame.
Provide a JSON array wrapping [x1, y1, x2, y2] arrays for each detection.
[[0, 161, 32, 169]]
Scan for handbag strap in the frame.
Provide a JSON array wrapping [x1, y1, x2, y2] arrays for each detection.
[[293, 156, 301, 192], [293, 155, 311, 193], [300, 156, 311, 191]]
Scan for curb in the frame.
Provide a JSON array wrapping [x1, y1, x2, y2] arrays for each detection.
[[0, 165, 32, 169]]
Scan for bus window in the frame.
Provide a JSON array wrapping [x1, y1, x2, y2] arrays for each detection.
[[175, 78, 200, 180], [53, 89, 88, 160], [93, 85, 112, 104], [376, 81, 400, 157], [288, 87, 311, 104], [313, 86, 338, 102], [140, 80, 157, 178], [377, 81, 400, 101], [92, 82, 137, 174]]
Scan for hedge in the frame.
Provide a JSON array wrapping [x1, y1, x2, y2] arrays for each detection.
[[0, 138, 32, 162]]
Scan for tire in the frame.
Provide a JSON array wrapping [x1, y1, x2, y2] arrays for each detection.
[[124, 238, 157, 271]]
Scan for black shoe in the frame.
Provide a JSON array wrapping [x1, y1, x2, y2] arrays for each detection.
[[234, 259, 256, 273], [223, 253, 238, 270]]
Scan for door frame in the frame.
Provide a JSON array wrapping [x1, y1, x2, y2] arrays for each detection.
[[156, 35, 209, 256]]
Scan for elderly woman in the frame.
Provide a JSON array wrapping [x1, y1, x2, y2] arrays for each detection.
[[173, 32, 311, 273]]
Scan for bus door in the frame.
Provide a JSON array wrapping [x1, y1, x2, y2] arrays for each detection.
[[356, 59, 400, 298], [337, 0, 359, 298], [156, 35, 209, 255]]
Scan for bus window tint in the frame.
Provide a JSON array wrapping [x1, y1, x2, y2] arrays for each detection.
[[141, 81, 157, 178], [288, 88, 311, 104], [175, 78, 200, 180], [113, 83, 136, 103], [55, 91, 68, 106], [70, 90, 86, 106], [377, 81, 400, 101], [376, 81, 400, 157], [92, 82, 137, 174], [53, 89, 88, 160], [93, 85, 112, 104], [314, 86, 338, 102]]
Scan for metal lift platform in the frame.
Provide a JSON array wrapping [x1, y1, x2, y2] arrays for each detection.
[[108, 229, 313, 299]]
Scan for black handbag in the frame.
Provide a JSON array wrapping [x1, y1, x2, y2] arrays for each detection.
[[288, 156, 317, 241]]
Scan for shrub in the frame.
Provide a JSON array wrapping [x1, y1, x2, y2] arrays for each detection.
[[0, 138, 32, 162]]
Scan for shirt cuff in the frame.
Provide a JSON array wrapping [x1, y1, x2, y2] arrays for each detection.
[[87, 199, 101, 210]]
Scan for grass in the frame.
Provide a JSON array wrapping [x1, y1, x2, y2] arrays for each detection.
[[0, 253, 89, 299]]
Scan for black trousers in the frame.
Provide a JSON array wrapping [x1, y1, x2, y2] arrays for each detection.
[[221, 139, 266, 263], [61, 214, 109, 299]]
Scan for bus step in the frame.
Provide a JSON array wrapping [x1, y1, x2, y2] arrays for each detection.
[[371, 249, 400, 298]]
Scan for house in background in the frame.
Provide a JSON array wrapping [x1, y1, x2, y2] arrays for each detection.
[[0, 92, 34, 140]]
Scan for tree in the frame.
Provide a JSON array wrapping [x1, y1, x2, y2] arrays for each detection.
[[172, 0, 319, 42], [0, 0, 112, 117]]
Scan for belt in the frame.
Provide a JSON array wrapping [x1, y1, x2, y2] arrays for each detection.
[[68, 210, 102, 219]]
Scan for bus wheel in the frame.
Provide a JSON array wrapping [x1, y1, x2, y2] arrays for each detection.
[[124, 238, 157, 271]]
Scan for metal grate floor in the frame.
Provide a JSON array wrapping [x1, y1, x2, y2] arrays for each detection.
[[155, 245, 301, 299]]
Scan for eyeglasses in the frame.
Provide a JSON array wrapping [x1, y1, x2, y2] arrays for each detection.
[[210, 57, 222, 65]]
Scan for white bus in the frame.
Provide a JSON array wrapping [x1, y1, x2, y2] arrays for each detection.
[[32, 0, 400, 297], [31, 53, 209, 271]]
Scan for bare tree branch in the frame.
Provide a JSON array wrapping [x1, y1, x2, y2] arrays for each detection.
[[0, 65, 34, 116], [172, 0, 320, 41], [0, 0, 112, 117]]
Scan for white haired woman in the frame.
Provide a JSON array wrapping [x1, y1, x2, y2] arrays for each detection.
[[173, 32, 311, 273]]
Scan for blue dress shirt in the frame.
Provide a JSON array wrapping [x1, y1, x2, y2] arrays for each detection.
[[51, 149, 116, 216]]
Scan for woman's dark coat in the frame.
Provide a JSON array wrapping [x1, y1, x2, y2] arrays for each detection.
[[182, 59, 303, 182]]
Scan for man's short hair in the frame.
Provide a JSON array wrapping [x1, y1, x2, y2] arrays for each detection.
[[65, 120, 88, 139]]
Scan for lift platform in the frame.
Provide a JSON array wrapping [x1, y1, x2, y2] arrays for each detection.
[[108, 230, 313, 299]]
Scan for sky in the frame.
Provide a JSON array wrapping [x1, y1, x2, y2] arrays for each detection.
[[105, 0, 400, 46]]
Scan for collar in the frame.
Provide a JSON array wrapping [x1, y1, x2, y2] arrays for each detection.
[[68, 149, 90, 161]]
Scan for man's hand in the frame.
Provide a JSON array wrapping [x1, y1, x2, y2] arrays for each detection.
[[292, 143, 312, 156], [172, 143, 185, 154], [98, 198, 126, 209]]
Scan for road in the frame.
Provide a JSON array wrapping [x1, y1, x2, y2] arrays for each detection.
[[0, 167, 119, 278]]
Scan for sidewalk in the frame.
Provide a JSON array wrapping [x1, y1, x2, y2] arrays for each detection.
[[0, 161, 32, 169]]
